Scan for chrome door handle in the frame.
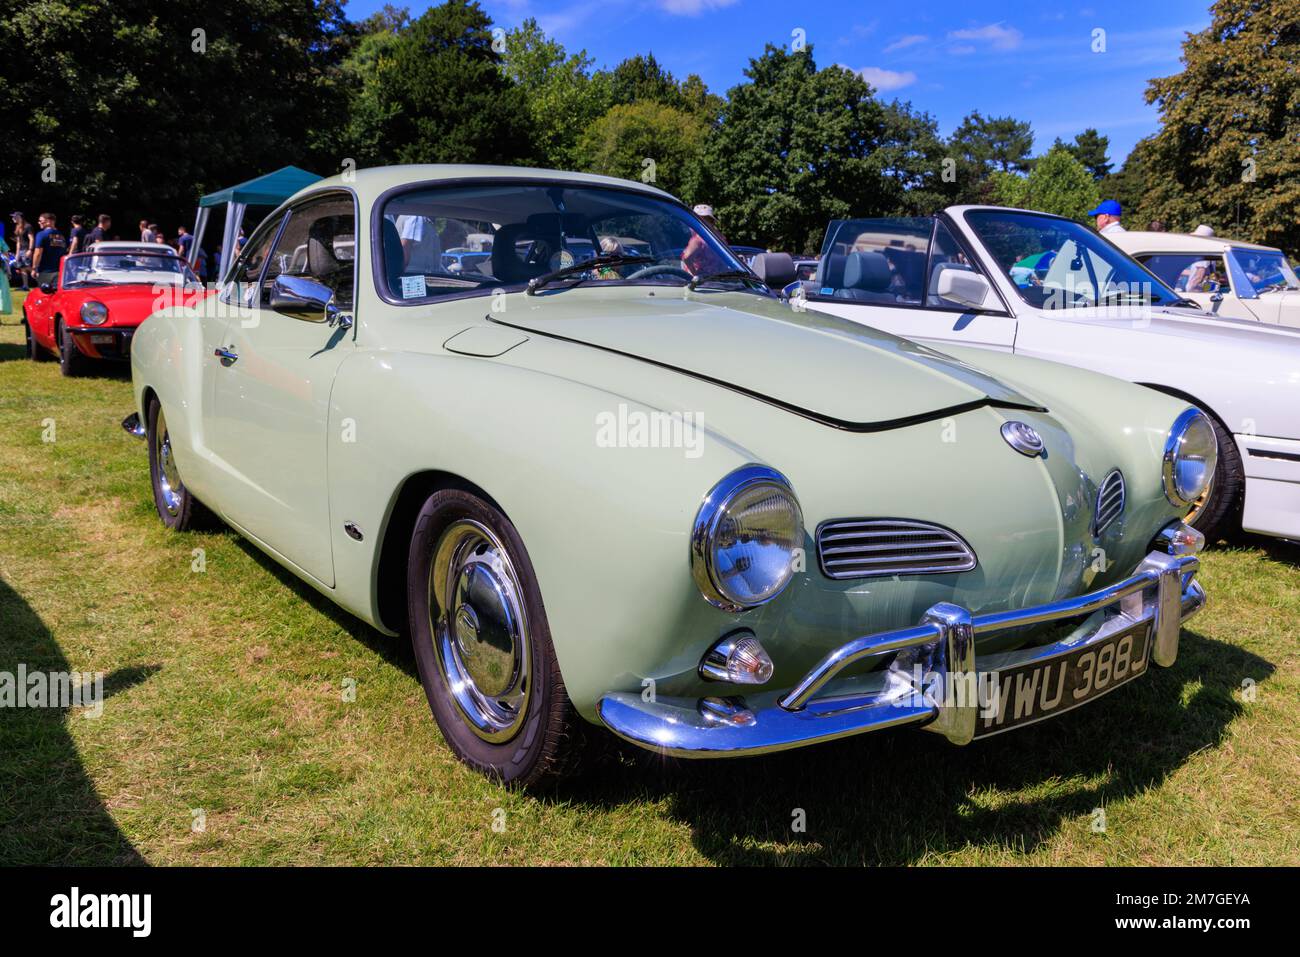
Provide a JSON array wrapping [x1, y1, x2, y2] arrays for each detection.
[[214, 347, 238, 363]]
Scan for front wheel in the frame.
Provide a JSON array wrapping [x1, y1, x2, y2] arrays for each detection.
[[147, 398, 204, 531], [407, 489, 586, 787], [24, 317, 51, 362], [1186, 413, 1244, 543], [57, 321, 88, 377]]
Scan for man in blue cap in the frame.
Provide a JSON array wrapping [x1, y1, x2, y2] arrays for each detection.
[[1087, 199, 1126, 235]]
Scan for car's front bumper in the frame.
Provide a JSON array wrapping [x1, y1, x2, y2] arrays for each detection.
[[67, 325, 134, 361], [597, 544, 1204, 758]]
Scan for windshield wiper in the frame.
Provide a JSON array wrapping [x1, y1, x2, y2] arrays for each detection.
[[526, 254, 649, 295], [687, 270, 768, 293]]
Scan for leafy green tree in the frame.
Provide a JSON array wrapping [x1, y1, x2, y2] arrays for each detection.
[[0, 0, 353, 231], [340, 0, 536, 166], [950, 112, 1035, 174], [501, 19, 611, 170], [1102, 136, 1158, 223], [576, 102, 705, 195], [1140, 0, 1300, 253], [688, 45, 944, 253], [990, 145, 1099, 221], [1055, 128, 1112, 180]]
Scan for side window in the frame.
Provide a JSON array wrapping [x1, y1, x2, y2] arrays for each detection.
[[223, 216, 282, 309], [926, 220, 981, 308], [264, 195, 356, 312], [815, 218, 931, 305], [1139, 254, 1229, 293]]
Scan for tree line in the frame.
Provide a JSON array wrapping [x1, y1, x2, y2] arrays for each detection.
[[3, 0, 1295, 255]]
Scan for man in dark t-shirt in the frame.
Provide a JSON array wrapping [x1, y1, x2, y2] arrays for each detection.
[[85, 213, 111, 249], [32, 212, 68, 286], [68, 214, 87, 254], [176, 225, 194, 261]]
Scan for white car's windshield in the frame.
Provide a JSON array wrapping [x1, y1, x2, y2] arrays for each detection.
[[966, 209, 1184, 310], [1232, 249, 1299, 294], [63, 252, 195, 287], [377, 182, 746, 303]]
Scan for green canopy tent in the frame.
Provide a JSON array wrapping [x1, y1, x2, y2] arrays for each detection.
[[191, 166, 321, 282]]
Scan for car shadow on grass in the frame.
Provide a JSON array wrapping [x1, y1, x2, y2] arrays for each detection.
[[560, 629, 1272, 865], [0, 575, 159, 865]]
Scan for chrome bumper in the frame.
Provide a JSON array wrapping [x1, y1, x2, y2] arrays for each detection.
[[597, 548, 1204, 758]]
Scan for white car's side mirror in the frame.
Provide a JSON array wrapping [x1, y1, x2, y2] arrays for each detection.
[[935, 267, 992, 310]]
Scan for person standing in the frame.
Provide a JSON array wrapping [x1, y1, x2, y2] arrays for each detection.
[[86, 213, 111, 248], [140, 219, 155, 243], [176, 224, 194, 262], [0, 224, 13, 316], [31, 212, 69, 287], [1087, 199, 1126, 235], [10, 212, 34, 290], [68, 214, 87, 254]]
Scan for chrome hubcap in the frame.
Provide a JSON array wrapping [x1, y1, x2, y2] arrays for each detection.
[[155, 410, 183, 516], [429, 519, 530, 742]]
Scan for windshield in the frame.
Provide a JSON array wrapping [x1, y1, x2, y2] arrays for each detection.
[[1231, 249, 1299, 293], [377, 182, 745, 303], [63, 252, 195, 287], [965, 209, 1184, 309]]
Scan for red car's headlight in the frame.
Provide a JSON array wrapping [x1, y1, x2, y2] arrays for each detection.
[[80, 301, 109, 325]]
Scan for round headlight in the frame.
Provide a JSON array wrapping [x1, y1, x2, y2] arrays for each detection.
[[691, 465, 804, 610], [80, 301, 108, 325], [1163, 408, 1218, 507]]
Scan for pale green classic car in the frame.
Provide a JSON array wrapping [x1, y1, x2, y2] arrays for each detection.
[[125, 165, 1216, 786]]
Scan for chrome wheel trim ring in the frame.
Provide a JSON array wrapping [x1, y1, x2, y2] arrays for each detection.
[[155, 410, 183, 517], [428, 518, 531, 743]]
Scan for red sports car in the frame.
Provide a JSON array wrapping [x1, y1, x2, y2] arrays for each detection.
[[23, 249, 210, 375]]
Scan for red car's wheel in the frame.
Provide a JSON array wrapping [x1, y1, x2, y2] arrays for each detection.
[[57, 320, 88, 377], [24, 314, 51, 362]]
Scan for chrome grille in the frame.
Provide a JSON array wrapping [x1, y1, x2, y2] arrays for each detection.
[[1093, 469, 1126, 535], [816, 519, 977, 580]]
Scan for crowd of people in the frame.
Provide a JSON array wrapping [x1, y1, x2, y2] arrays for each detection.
[[0, 209, 230, 318]]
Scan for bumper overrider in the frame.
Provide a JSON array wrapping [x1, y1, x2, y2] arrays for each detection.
[[597, 525, 1206, 757]]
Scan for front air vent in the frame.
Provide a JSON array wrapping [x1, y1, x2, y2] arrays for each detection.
[[816, 519, 977, 580], [1093, 469, 1126, 536]]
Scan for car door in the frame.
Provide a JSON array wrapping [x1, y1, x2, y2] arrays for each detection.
[[207, 191, 358, 586], [805, 217, 1018, 351]]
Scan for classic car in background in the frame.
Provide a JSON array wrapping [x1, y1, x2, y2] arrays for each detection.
[[126, 166, 1210, 786], [23, 249, 205, 375], [1108, 230, 1300, 327], [796, 206, 1300, 543]]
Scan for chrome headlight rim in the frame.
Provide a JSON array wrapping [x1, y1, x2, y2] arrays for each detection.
[[79, 300, 109, 325], [690, 464, 803, 612], [1162, 407, 1218, 508]]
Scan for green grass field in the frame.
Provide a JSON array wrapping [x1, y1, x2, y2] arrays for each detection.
[[1, 295, 1297, 865]]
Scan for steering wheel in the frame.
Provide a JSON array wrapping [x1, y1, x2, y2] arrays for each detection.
[[625, 263, 692, 282]]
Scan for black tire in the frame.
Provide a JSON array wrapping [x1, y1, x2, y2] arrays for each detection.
[[57, 320, 88, 377], [407, 488, 587, 788], [146, 397, 203, 531], [23, 315, 51, 361], [1188, 413, 1245, 544]]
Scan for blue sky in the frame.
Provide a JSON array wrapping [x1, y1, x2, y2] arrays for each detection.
[[345, 0, 1212, 166]]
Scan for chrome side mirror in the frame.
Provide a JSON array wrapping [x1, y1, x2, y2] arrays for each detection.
[[270, 274, 335, 323]]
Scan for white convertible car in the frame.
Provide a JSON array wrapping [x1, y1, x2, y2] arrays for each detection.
[[1107, 230, 1300, 328], [794, 206, 1300, 543]]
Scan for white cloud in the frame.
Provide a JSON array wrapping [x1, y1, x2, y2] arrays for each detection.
[[657, 0, 739, 14], [884, 34, 929, 53], [852, 66, 918, 91], [947, 23, 1024, 51]]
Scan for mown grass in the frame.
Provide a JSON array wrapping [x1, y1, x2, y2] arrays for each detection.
[[1, 297, 1297, 865]]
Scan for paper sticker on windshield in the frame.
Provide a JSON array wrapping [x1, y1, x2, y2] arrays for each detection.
[[400, 276, 425, 300]]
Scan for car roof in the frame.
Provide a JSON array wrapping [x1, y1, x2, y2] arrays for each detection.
[[1108, 231, 1281, 254], [286, 164, 683, 207], [88, 241, 177, 252]]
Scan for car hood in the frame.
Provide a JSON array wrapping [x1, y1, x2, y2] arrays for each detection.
[[64, 281, 200, 326], [490, 291, 1045, 428], [1063, 302, 1300, 344]]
